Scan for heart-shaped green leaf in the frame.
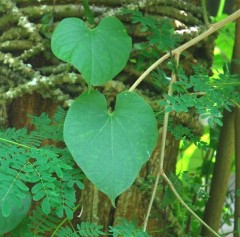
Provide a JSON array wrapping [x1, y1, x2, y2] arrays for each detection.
[[64, 91, 158, 205], [51, 17, 132, 86]]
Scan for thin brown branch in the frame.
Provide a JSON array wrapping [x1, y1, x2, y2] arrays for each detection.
[[143, 52, 180, 232], [129, 9, 240, 92], [162, 172, 220, 237], [139, 9, 240, 236]]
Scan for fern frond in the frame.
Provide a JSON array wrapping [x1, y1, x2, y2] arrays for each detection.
[[57, 222, 105, 237], [53, 106, 67, 123], [109, 219, 150, 237], [0, 128, 42, 147], [0, 168, 30, 216], [62, 166, 85, 190], [0, 151, 33, 218], [29, 206, 61, 235], [56, 226, 78, 237], [54, 182, 75, 219], [0, 107, 86, 236], [77, 222, 105, 237], [28, 107, 66, 142]]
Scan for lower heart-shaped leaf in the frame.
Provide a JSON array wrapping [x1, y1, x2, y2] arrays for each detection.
[[64, 90, 158, 205]]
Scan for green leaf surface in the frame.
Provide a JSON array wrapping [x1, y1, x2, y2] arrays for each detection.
[[42, 197, 51, 214], [2, 199, 11, 217], [64, 91, 158, 205], [51, 17, 132, 86], [0, 192, 32, 235]]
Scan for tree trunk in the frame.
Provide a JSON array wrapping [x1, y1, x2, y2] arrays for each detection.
[[201, 110, 235, 236], [232, 1, 240, 235], [202, 1, 240, 235], [235, 108, 240, 237], [0, 0, 214, 236]]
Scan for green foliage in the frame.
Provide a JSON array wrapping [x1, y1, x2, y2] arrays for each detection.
[[57, 222, 105, 237], [40, 12, 54, 38], [109, 219, 150, 237], [50, 7, 240, 237], [29, 206, 61, 235], [2, 4, 239, 236], [77, 222, 105, 237], [64, 90, 158, 205], [159, 64, 239, 126], [82, 0, 94, 25], [120, 9, 182, 74], [0, 108, 85, 235], [168, 124, 208, 149], [162, 172, 207, 207], [162, 172, 209, 235], [51, 17, 132, 86], [213, 14, 235, 72], [56, 220, 148, 237], [0, 191, 31, 235], [121, 10, 181, 51]]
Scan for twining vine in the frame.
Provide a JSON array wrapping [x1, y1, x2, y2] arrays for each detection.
[[133, 9, 240, 237], [1, 1, 240, 236], [50, 7, 240, 237]]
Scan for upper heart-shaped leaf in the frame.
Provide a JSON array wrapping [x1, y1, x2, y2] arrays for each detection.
[[51, 17, 132, 86], [64, 91, 158, 205]]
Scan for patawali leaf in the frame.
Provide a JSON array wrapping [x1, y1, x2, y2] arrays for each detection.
[[51, 17, 132, 86], [64, 90, 158, 205]]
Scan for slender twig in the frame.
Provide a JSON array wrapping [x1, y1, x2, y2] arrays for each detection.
[[83, 0, 94, 25], [143, 53, 180, 232], [0, 137, 32, 150], [160, 53, 179, 171], [217, 0, 226, 17], [201, 0, 210, 27], [129, 9, 240, 92], [140, 17, 229, 234], [143, 51, 221, 236], [142, 166, 161, 231], [161, 173, 220, 237]]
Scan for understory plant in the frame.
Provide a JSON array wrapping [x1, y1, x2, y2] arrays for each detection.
[[1, 1, 240, 236]]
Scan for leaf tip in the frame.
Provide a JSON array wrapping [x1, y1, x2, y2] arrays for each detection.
[[108, 194, 117, 208], [110, 198, 117, 208]]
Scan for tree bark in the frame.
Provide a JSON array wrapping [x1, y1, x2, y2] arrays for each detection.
[[235, 108, 240, 237], [201, 110, 235, 236]]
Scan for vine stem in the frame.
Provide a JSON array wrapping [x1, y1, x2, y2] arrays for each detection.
[[159, 52, 179, 171], [128, 8, 240, 92], [142, 51, 221, 236], [143, 52, 180, 232], [161, 173, 220, 237], [201, 0, 210, 27], [0, 137, 32, 149]]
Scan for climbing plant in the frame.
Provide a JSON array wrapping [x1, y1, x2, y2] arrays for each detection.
[[50, 8, 240, 237], [1, 1, 240, 236]]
